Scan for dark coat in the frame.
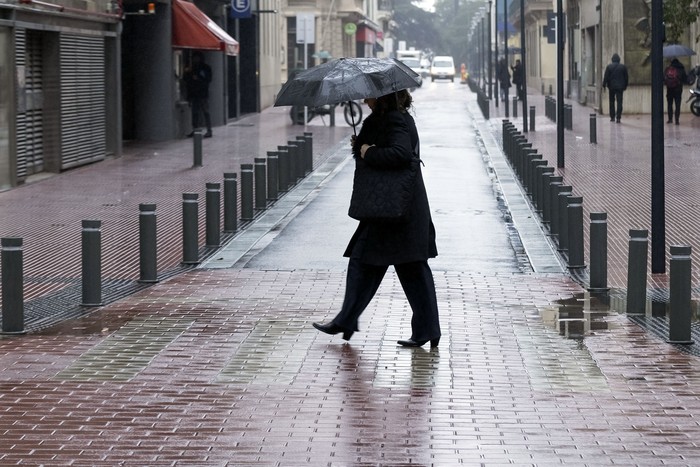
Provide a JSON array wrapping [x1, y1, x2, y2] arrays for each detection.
[[184, 61, 212, 100], [665, 59, 688, 95], [602, 54, 628, 91], [344, 110, 438, 265]]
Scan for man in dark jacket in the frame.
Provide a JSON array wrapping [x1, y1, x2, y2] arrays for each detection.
[[511, 59, 523, 100], [665, 57, 688, 125], [602, 53, 629, 123], [184, 51, 213, 137]]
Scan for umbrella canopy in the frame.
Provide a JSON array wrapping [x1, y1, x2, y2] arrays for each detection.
[[274, 57, 421, 108], [663, 44, 696, 58]]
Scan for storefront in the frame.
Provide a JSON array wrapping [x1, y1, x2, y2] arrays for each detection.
[[0, 0, 120, 188]]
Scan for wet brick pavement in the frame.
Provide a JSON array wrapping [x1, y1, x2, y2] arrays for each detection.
[[2, 83, 700, 465], [488, 90, 700, 295]]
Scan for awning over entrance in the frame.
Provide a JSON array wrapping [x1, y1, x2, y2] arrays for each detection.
[[172, 0, 239, 56]]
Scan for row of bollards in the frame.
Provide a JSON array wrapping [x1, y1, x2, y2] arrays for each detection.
[[543, 98, 573, 131], [475, 86, 490, 120], [503, 120, 695, 345], [1, 133, 315, 335], [624, 230, 694, 344], [502, 120, 589, 276]]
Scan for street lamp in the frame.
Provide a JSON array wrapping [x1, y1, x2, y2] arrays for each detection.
[[487, 0, 493, 100]]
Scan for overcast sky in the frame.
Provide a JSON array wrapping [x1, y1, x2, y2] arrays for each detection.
[[414, 0, 436, 13]]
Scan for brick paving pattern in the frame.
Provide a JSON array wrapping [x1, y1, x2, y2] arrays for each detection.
[[2, 83, 700, 465], [0, 107, 350, 317], [3, 269, 700, 464], [489, 92, 700, 294]]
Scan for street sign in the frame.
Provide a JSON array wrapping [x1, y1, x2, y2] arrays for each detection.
[[296, 13, 315, 44], [230, 0, 251, 19]]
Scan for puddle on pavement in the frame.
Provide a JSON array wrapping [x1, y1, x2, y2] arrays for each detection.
[[540, 289, 700, 340], [539, 291, 618, 339]]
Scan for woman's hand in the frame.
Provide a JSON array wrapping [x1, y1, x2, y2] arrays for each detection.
[[360, 144, 373, 159]]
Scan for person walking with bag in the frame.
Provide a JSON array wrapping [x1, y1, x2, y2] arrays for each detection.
[[602, 53, 628, 123], [313, 90, 441, 348], [184, 51, 213, 137], [665, 57, 688, 125]]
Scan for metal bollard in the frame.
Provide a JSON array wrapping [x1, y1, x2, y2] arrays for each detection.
[[193, 130, 203, 167], [536, 166, 555, 213], [513, 96, 518, 118], [81, 220, 102, 306], [626, 229, 648, 314], [296, 135, 308, 177], [205, 182, 221, 247], [529, 106, 536, 131], [223, 173, 238, 233], [543, 175, 563, 225], [306, 133, 314, 173], [266, 151, 279, 202], [1, 237, 25, 334], [277, 145, 290, 192], [240, 164, 254, 221], [557, 187, 573, 250], [528, 159, 547, 198], [294, 137, 306, 180], [589, 114, 597, 144], [139, 204, 158, 283], [287, 142, 299, 185], [589, 213, 609, 292], [668, 245, 693, 344], [182, 193, 199, 264], [565, 104, 573, 130], [254, 158, 267, 211], [566, 196, 586, 269], [549, 184, 566, 237]]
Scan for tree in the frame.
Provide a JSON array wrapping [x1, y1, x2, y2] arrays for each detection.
[[663, 0, 700, 43], [391, 1, 442, 52]]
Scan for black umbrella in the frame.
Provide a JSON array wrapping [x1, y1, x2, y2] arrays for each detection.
[[274, 57, 421, 108], [663, 44, 696, 58]]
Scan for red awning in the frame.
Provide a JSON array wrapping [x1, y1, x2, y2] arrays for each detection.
[[172, 0, 239, 56]]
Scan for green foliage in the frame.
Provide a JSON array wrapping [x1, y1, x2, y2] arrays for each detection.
[[433, 0, 483, 66], [663, 0, 700, 43], [391, 0, 443, 52]]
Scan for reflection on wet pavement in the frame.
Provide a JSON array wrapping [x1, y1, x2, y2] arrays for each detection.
[[55, 316, 192, 381]]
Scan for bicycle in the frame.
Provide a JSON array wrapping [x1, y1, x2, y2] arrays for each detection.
[[290, 101, 363, 127]]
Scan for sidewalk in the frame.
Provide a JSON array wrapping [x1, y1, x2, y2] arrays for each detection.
[[487, 87, 700, 297], [0, 106, 353, 331], [3, 83, 700, 464]]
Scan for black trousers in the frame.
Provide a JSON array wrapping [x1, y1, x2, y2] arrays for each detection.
[[332, 258, 441, 342], [667, 88, 682, 123], [608, 89, 623, 121], [191, 97, 212, 132]]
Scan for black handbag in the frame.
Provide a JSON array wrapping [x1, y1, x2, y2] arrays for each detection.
[[348, 156, 420, 223]]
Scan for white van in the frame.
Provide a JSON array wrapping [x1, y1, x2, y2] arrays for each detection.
[[430, 56, 456, 82]]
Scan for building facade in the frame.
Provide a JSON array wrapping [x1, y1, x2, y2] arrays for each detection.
[[0, 0, 121, 189]]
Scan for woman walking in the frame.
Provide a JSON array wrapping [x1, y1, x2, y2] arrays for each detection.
[[312, 90, 441, 348]]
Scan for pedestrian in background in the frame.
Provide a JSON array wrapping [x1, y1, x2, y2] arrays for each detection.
[[602, 53, 628, 123], [497, 58, 511, 102], [511, 59, 523, 101], [184, 51, 213, 138], [664, 57, 687, 125], [313, 89, 441, 348]]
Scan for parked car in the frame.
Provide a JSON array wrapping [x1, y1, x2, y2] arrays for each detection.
[[397, 57, 424, 86], [430, 56, 456, 82]]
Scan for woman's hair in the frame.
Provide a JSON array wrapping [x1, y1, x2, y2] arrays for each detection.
[[375, 89, 413, 113]]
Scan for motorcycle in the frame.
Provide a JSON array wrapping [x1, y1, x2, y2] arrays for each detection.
[[687, 65, 700, 117], [689, 88, 700, 117], [290, 101, 363, 127]]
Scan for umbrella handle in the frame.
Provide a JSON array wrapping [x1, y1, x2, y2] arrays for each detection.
[[348, 100, 357, 137]]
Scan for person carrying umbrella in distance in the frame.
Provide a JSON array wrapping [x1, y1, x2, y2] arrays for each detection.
[[274, 58, 440, 348]]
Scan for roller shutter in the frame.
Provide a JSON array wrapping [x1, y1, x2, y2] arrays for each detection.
[[15, 29, 45, 180], [60, 34, 106, 169]]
